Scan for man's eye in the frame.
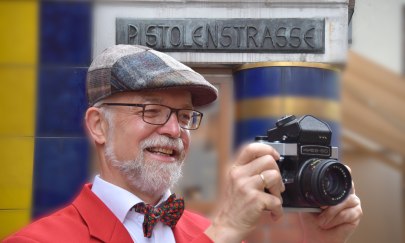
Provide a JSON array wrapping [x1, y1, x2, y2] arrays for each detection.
[[144, 109, 162, 117], [179, 113, 192, 121]]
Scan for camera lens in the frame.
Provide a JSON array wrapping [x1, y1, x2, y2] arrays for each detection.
[[323, 168, 343, 197], [300, 158, 352, 206]]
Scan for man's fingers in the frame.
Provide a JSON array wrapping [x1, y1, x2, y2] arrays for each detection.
[[235, 143, 280, 166], [258, 192, 284, 220], [238, 171, 284, 219], [318, 194, 362, 228], [259, 170, 285, 194], [254, 170, 285, 221], [320, 206, 362, 229], [231, 155, 279, 178]]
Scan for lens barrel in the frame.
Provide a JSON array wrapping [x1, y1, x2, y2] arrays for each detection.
[[300, 158, 352, 206]]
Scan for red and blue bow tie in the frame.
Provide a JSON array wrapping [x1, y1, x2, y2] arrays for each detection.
[[133, 194, 184, 238]]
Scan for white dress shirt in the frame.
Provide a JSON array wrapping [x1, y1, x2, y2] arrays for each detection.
[[91, 175, 176, 243]]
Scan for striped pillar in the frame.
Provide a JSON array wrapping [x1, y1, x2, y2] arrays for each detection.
[[233, 62, 341, 149], [0, 1, 92, 238]]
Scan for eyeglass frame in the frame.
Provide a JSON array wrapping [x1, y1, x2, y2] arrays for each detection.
[[100, 103, 204, 130]]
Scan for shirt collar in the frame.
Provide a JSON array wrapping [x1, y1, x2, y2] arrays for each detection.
[[91, 175, 171, 222]]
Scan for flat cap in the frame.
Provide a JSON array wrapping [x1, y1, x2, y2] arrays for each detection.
[[86, 45, 218, 106]]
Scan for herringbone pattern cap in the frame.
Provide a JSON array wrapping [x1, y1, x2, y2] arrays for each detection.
[[86, 45, 218, 106]]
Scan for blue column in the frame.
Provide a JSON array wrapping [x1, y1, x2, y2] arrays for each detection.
[[33, 1, 93, 218], [233, 62, 341, 148]]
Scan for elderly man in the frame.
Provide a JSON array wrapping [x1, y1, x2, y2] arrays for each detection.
[[5, 45, 362, 243]]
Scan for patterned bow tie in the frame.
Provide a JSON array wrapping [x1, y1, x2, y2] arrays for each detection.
[[133, 194, 184, 238]]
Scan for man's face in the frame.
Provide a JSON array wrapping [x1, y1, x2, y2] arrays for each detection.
[[102, 89, 192, 195]]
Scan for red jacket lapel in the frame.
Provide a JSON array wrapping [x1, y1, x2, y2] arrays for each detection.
[[73, 184, 133, 243]]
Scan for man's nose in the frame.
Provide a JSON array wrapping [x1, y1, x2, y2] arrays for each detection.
[[158, 112, 181, 138]]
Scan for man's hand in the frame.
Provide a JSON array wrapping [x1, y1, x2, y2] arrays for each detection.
[[299, 179, 363, 243], [205, 143, 285, 242]]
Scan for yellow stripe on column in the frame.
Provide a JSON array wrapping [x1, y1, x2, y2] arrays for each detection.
[[0, 67, 36, 136], [0, 0, 38, 239], [0, 137, 34, 239], [236, 96, 341, 122], [0, 1, 38, 65], [0, 210, 32, 239]]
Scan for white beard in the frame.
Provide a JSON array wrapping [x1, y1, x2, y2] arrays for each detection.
[[105, 134, 185, 196]]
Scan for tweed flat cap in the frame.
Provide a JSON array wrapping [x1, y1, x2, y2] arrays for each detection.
[[86, 45, 218, 106]]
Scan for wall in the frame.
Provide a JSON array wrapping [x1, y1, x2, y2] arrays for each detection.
[[351, 0, 405, 74], [349, 1, 405, 242], [345, 155, 403, 243]]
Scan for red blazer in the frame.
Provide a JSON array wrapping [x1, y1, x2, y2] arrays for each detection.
[[4, 184, 213, 243]]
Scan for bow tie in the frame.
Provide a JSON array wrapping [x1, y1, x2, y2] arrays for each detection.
[[133, 194, 185, 238]]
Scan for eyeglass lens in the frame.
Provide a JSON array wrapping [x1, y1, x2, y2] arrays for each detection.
[[142, 104, 201, 129]]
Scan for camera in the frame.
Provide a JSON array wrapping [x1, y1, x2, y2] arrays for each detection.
[[255, 115, 352, 212]]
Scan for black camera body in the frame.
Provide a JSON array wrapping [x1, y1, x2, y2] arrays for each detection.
[[255, 115, 352, 212]]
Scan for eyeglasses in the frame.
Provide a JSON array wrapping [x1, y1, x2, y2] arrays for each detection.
[[101, 103, 203, 130]]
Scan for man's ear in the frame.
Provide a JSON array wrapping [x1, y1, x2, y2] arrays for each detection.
[[85, 107, 107, 145]]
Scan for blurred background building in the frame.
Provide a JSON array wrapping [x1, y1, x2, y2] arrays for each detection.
[[0, 0, 404, 242]]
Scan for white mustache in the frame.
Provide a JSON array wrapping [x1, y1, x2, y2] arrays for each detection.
[[140, 135, 185, 155]]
